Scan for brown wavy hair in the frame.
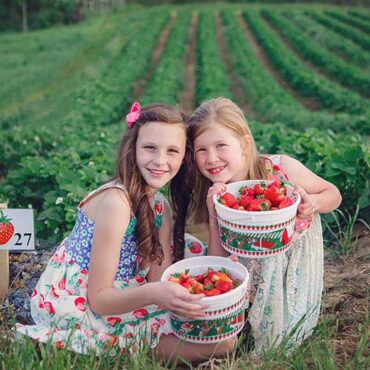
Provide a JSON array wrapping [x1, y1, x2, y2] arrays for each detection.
[[190, 97, 269, 223], [115, 104, 193, 267]]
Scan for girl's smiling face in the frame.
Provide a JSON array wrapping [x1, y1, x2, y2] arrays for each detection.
[[194, 124, 247, 184], [136, 121, 186, 190]]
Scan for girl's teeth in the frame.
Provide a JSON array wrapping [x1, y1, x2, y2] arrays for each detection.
[[209, 167, 223, 174]]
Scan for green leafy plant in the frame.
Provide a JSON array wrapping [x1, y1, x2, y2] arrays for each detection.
[[324, 204, 370, 256]]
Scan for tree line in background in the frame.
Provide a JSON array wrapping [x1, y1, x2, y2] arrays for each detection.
[[0, 0, 126, 32], [0, 0, 369, 32]]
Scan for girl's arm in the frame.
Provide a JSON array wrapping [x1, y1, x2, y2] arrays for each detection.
[[87, 190, 206, 318], [146, 197, 174, 282], [281, 155, 342, 214], [206, 183, 229, 257]]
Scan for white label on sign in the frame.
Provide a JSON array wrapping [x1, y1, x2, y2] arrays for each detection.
[[0, 209, 35, 251]]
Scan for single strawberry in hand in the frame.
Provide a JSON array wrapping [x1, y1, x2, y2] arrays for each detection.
[[0, 210, 14, 245]]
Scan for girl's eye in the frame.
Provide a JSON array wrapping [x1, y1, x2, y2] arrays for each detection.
[[217, 143, 226, 149], [144, 146, 155, 150], [168, 148, 179, 154], [196, 148, 206, 153]]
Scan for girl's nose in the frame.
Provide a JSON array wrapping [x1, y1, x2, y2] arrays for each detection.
[[152, 151, 166, 166], [207, 150, 219, 164]]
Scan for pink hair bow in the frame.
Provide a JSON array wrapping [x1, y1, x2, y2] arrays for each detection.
[[126, 101, 141, 127]]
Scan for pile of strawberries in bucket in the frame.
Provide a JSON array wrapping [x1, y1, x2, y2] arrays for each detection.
[[219, 179, 295, 212], [168, 268, 241, 297]]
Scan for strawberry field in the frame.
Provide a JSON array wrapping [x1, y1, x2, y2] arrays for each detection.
[[0, 3, 369, 368]]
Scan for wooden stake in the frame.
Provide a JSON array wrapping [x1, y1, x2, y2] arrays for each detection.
[[0, 203, 9, 302]]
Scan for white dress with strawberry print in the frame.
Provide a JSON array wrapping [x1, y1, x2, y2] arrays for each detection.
[[242, 155, 323, 353], [16, 182, 173, 354]]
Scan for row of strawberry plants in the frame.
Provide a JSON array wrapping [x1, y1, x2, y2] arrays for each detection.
[[140, 11, 190, 105], [0, 8, 170, 178], [220, 10, 369, 135], [243, 10, 369, 115], [326, 10, 370, 34], [262, 10, 370, 98], [308, 11, 370, 51], [0, 8, 172, 243], [195, 12, 233, 105], [348, 10, 370, 23], [283, 11, 369, 69]]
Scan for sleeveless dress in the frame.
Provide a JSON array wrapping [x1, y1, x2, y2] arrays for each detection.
[[16, 182, 173, 354], [242, 155, 323, 353]]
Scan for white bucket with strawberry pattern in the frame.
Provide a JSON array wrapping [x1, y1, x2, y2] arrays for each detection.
[[161, 256, 249, 343], [213, 180, 300, 258]]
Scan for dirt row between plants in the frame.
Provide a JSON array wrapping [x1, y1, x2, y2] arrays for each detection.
[[131, 12, 177, 101], [179, 12, 198, 114], [214, 13, 256, 119]]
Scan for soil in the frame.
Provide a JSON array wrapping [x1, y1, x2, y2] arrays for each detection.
[[237, 12, 321, 112], [131, 12, 177, 100], [179, 12, 198, 114]]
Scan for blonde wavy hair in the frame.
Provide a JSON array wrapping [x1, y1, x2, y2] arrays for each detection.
[[190, 97, 269, 223]]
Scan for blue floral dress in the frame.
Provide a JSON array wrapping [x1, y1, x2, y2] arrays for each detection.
[[242, 155, 323, 353], [16, 182, 173, 354]]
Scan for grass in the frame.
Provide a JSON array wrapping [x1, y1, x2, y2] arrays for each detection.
[[324, 205, 370, 257], [1, 300, 368, 369]]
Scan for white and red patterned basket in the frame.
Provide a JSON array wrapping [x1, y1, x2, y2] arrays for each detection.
[[161, 256, 249, 343], [213, 180, 301, 258]]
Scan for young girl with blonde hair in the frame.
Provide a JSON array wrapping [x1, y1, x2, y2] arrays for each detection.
[[190, 97, 342, 352], [16, 102, 235, 363]]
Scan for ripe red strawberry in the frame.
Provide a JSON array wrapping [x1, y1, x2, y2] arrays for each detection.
[[206, 269, 218, 280], [249, 199, 270, 211], [253, 183, 266, 196], [220, 192, 237, 208], [215, 280, 231, 293], [239, 195, 253, 208], [180, 280, 193, 293], [204, 288, 221, 297], [0, 211, 15, 245], [278, 196, 295, 209], [194, 274, 205, 283], [267, 179, 282, 189], [264, 186, 284, 206], [189, 242, 202, 254]]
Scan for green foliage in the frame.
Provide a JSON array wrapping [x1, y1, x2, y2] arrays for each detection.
[[326, 10, 370, 34], [284, 10, 370, 68], [140, 10, 191, 105], [324, 204, 370, 256], [262, 9, 370, 98], [220, 10, 369, 135], [243, 10, 370, 115], [309, 11, 370, 51], [0, 0, 82, 32], [195, 12, 233, 105]]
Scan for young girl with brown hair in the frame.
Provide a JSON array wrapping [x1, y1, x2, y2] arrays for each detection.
[[190, 97, 342, 353], [16, 102, 235, 362]]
